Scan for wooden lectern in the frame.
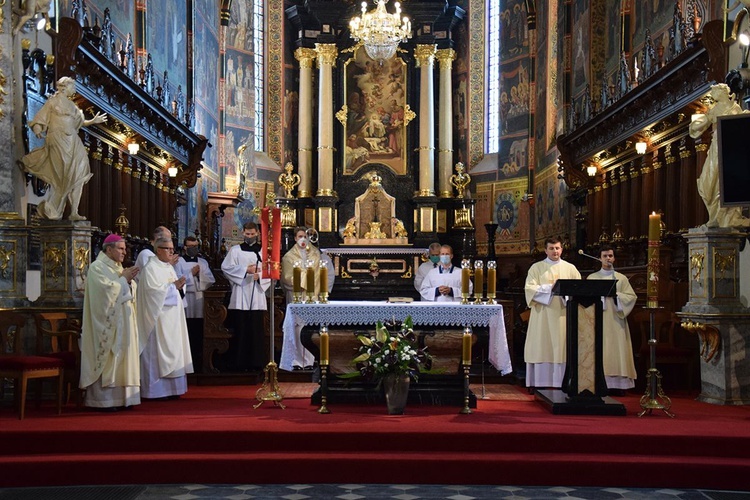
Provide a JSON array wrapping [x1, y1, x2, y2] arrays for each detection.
[[536, 279, 626, 416]]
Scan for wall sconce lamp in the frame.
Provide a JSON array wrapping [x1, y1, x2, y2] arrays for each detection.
[[167, 165, 179, 178], [127, 141, 139, 155], [635, 141, 648, 155], [740, 32, 750, 68], [586, 165, 598, 177]]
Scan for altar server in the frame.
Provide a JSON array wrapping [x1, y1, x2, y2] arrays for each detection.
[[221, 222, 271, 371], [79, 234, 141, 411], [420, 245, 471, 302], [414, 242, 442, 292], [523, 236, 580, 389], [137, 237, 193, 399], [174, 236, 215, 371], [587, 245, 638, 391]]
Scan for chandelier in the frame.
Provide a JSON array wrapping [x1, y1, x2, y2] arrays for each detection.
[[349, 0, 412, 63]]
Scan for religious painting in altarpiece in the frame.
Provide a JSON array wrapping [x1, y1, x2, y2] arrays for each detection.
[[342, 48, 408, 177]]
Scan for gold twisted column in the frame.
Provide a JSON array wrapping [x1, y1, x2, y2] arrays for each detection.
[[295, 47, 316, 198], [436, 49, 456, 198], [415, 44, 437, 197], [315, 44, 338, 197]]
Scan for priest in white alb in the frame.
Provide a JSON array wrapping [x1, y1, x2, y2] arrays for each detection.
[[137, 236, 193, 399], [79, 234, 141, 410], [524, 236, 581, 389], [587, 244, 637, 390]]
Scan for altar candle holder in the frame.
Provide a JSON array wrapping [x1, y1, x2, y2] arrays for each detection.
[[474, 260, 484, 303], [486, 261, 497, 305], [318, 325, 331, 414], [305, 259, 316, 303], [461, 259, 471, 305], [292, 261, 302, 303], [318, 260, 329, 304], [460, 326, 472, 415]]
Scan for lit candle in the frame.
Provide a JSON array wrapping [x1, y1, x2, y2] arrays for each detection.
[[292, 262, 301, 294], [647, 212, 660, 308], [320, 326, 329, 365], [319, 260, 328, 295], [487, 261, 496, 296], [462, 327, 472, 365], [461, 259, 471, 296], [474, 261, 484, 301], [306, 260, 315, 296], [648, 212, 661, 241]]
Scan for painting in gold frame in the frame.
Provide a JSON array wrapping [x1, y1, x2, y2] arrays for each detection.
[[343, 48, 407, 176]]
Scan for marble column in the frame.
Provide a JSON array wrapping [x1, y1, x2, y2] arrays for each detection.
[[681, 227, 750, 405], [315, 43, 337, 197], [415, 44, 437, 198], [436, 48, 455, 199], [295, 47, 316, 199]]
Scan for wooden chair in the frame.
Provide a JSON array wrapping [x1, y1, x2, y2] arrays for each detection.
[[630, 308, 697, 391], [0, 312, 64, 419], [34, 312, 83, 406]]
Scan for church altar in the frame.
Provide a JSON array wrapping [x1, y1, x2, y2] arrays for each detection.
[[280, 301, 512, 376]]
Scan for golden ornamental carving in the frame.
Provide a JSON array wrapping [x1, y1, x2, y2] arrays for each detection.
[[335, 105, 348, 127], [665, 155, 677, 165], [454, 207, 473, 228], [0, 46, 7, 120], [401, 265, 413, 279], [278, 162, 301, 199], [414, 44, 437, 67], [364, 222, 387, 239], [690, 251, 705, 282], [679, 149, 692, 159], [280, 206, 296, 228], [681, 320, 720, 362], [695, 143, 709, 152], [343, 217, 357, 238], [341, 41, 363, 54], [403, 104, 416, 126], [652, 160, 663, 170], [714, 251, 735, 281], [0, 1, 6, 34], [315, 43, 338, 66], [0, 245, 15, 279], [74, 243, 90, 280], [435, 48, 456, 70], [43, 245, 65, 281], [449, 162, 471, 198], [392, 217, 407, 238], [340, 268, 352, 279], [115, 205, 130, 235], [294, 47, 317, 69]]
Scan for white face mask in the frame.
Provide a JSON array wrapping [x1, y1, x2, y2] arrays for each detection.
[[297, 237, 307, 247]]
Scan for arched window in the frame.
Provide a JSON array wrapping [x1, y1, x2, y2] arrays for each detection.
[[486, 1, 501, 154], [252, 0, 265, 151]]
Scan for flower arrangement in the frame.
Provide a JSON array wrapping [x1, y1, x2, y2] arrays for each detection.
[[351, 315, 432, 382]]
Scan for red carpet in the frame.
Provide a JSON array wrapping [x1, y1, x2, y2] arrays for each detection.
[[1, 385, 749, 489]]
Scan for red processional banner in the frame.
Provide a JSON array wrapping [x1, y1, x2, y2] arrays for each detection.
[[260, 207, 282, 279]]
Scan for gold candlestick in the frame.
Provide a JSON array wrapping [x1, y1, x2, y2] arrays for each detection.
[[305, 259, 316, 303], [318, 325, 331, 414], [461, 259, 471, 304], [486, 261, 497, 305], [319, 261, 328, 303], [292, 261, 302, 303], [474, 260, 484, 303]]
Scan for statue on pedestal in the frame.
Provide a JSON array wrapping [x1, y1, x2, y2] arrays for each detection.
[[450, 163, 471, 198], [19, 77, 107, 220], [688, 84, 750, 228], [278, 162, 300, 199]]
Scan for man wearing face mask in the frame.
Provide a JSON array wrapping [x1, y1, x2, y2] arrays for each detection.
[[419, 245, 471, 302], [414, 242, 442, 293], [221, 222, 271, 371], [174, 236, 215, 372], [281, 226, 335, 369]]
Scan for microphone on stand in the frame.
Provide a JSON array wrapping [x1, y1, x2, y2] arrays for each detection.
[[578, 249, 602, 262]]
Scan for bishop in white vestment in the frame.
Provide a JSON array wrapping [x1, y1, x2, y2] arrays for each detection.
[[79, 234, 141, 409]]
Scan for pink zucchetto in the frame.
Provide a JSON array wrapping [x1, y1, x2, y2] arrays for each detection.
[[103, 234, 123, 244]]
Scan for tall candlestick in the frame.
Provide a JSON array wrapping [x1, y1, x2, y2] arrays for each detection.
[[293, 264, 301, 293], [319, 261, 328, 295], [486, 261, 497, 304], [306, 259, 315, 303], [647, 212, 660, 308], [474, 261, 484, 303], [462, 327, 472, 365]]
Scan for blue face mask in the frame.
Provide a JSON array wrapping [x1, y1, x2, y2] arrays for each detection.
[[439, 255, 451, 265], [429, 255, 440, 264]]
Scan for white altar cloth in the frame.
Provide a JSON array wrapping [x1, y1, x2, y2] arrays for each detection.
[[280, 301, 512, 375]]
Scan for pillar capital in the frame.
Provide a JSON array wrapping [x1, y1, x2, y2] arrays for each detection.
[[294, 47, 317, 69], [315, 43, 338, 66], [435, 48, 456, 71], [414, 44, 437, 68]]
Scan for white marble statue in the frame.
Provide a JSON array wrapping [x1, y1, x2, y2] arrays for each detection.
[[688, 84, 750, 229], [12, 0, 52, 35], [19, 77, 107, 221]]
